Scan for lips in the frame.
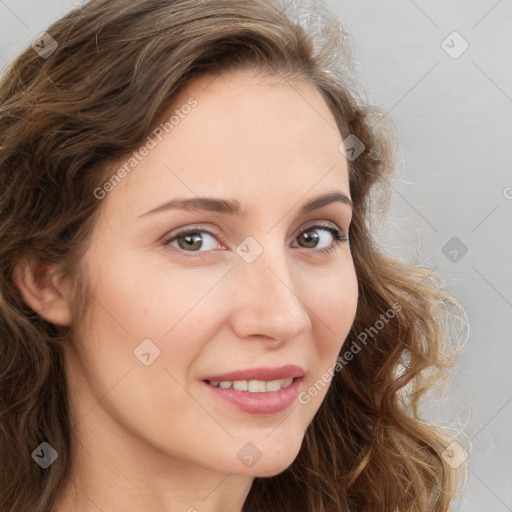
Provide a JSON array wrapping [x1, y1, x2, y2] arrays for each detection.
[[201, 365, 305, 415], [202, 364, 305, 383]]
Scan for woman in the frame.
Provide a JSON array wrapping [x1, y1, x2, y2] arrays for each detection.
[[0, 0, 467, 510]]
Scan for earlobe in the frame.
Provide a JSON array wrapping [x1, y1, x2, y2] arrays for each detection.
[[12, 257, 73, 326]]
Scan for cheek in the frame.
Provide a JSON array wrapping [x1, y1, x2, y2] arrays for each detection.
[[298, 261, 358, 410], [67, 261, 224, 460], [309, 258, 358, 345], [78, 241, 231, 345], [69, 249, 233, 416]]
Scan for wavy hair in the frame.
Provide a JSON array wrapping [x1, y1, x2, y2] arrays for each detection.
[[0, 0, 467, 510]]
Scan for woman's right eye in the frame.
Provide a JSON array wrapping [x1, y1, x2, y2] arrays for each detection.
[[163, 228, 223, 256]]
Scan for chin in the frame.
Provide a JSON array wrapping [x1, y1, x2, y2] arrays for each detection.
[[250, 457, 298, 478], [227, 436, 303, 478]]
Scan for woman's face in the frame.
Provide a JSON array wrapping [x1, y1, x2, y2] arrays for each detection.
[[66, 69, 358, 479]]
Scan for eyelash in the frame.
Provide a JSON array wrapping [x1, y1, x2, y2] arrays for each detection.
[[162, 223, 349, 258]]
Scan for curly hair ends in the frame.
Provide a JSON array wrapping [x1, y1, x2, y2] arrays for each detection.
[[0, 0, 467, 511]]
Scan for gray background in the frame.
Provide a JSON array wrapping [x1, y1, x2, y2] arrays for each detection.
[[1, 0, 510, 509]]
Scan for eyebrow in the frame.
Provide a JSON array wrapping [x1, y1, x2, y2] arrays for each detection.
[[138, 190, 353, 218]]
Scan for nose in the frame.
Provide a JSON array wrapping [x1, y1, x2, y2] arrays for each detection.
[[227, 245, 312, 344]]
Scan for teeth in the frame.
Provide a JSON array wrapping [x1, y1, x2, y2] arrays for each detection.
[[265, 379, 282, 392], [248, 380, 266, 392], [208, 378, 294, 392], [233, 380, 248, 391]]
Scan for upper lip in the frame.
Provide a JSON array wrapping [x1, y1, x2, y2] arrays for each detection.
[[202, 365, 305, 382]]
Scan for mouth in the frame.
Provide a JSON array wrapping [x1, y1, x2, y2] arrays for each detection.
[[200, 365, 305, 415]]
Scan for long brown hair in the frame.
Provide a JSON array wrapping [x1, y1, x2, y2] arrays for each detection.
[[0, 0, 467, 510]]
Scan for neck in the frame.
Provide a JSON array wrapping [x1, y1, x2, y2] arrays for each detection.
[[53, 403, 253, 512]]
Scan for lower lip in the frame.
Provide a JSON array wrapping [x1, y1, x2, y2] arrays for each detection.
[[202, 377, 303, 415]]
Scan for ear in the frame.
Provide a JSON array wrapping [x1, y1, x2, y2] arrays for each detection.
[[12, 257, 73, 326]]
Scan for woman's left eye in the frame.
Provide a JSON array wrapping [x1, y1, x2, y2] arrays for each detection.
[[163, 223, 348, 257], [292, 224, 348, 254]]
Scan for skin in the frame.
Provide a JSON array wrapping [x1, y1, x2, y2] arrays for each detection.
[[17, 69, 358, 512]]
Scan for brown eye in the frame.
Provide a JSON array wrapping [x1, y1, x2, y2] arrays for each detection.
[[165, 229, 220, 253], [297, 228, 320, 249], [294, 224, 348, 253], [176, 232, 204, 251]]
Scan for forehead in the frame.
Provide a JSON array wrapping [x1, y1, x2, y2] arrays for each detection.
[[100, 70, 350, 219]]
